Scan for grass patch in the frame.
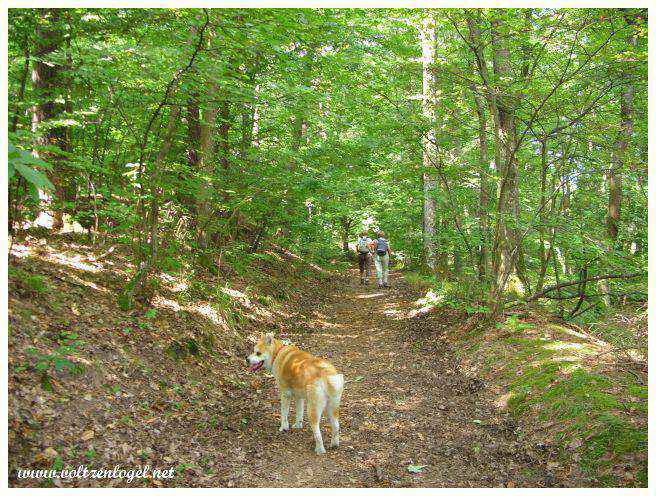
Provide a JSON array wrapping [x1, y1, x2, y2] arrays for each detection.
[[495, 331, 647, 487], [448, 313, 648, 487]]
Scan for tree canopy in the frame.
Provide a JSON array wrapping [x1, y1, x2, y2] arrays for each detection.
[[8, 7, 648, 314]]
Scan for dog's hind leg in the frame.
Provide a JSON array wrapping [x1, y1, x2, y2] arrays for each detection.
[[326, 374, 344, 448], [292, 396, 304, 429], [306, 383, 327, 454], [279, 389, 292, 432], [326, 403, 340, 448]]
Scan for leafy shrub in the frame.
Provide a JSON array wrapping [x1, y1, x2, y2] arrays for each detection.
[[24, 332, 85, 390], [9, 267, 50, 295], [8, 142, 54, 199], [24, 275, 49, 294], [496, 315, 535, 333]]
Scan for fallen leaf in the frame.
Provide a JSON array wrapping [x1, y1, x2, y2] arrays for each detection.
[[41, 447, 58, 460]]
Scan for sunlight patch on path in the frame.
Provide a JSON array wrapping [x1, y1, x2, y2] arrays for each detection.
[[355, 292, 386, 299]]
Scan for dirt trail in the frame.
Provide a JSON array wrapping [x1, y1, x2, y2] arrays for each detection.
[[224, 270, 560, 488]]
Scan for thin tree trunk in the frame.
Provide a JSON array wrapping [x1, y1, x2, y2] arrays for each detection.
[[536, 138, 549, 292], [602, 17, 635, 306], [419, 15, 438, 272], [11, 43, 30, 133], [467, 14, 505, 306], [187, 93, 200, 168], [196, 88, 219, 250], [252, 83, 261, 149], [340, 216, 353, 256], [123, 105, 181, 307], [218, 97, 231, 170], [241, 59, 260, 159], [471, 82, 490, 282]]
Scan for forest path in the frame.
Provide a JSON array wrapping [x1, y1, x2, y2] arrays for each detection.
[[223, 269, 554, 488]]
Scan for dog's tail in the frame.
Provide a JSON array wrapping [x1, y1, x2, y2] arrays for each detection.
[[326, 373, 344, 407]]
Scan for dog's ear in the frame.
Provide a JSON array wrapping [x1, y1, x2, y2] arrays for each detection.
[[264, 332, 274, 346]]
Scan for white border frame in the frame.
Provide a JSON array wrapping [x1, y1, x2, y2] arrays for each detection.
[[2, 1, 652, 494]]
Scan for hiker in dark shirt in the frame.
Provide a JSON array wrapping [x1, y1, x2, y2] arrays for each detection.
[[372, 231, 392, 288]]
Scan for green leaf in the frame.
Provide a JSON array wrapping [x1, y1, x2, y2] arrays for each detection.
[[13, 162, 55, 191], [407, 464, 427, 473]]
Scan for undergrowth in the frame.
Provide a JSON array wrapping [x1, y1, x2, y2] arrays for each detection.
[[489, 318, 648, 487], [407, 270, 648, 487]]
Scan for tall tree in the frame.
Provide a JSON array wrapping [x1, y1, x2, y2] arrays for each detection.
[[419, 14, 438, 272], [30, 8, 66, 229]]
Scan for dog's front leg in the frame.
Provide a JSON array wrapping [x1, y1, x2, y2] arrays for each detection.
[[292, 396, 304, 429], [279, 390, 291, 432]]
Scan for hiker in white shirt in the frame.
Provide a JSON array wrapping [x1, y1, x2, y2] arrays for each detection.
[[355, 231, 373, 285]]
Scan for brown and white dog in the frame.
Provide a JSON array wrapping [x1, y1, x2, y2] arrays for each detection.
[[247, 332, 344, 454]]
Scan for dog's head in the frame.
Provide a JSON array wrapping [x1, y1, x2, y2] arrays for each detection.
[[247, 332, 276, 372]]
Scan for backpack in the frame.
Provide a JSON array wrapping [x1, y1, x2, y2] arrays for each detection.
[[356, 237, 369, 253], [375, 237, 388, 255]]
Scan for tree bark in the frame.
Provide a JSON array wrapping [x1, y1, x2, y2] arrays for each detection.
[[123, 105, 181, 308], [31, 8, 66, 230], [536, 138, 549, 291], [490, 15, 524, 298], [218, 97, 231, 170], [471, 82, 490, 282], [601, 15, 636, 307], [196, 86, 219, 250], [11, 43, 30, 133], [419, 15, 438, 272], [340, 216, 354, 256], [607, 39, 635, 242], [187, 93, 201, 168]]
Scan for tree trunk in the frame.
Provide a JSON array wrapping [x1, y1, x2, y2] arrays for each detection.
[[467, 14, 504, 305], [187, 93, 200, 168], [419, 15, 438, 272], [31, 8, 66, 230], [146, 105, 181, 267], [11, 43, 30, 133], [196, 88, 219, 250], [122, 105, 181, 308], [471, 82, 490, 282], [8, 42, 32, 233], [218, 97, 231, 170], [607, 53, 634, 243], [490, 15, 523, 301], [602, 17, 636, 306], [252, 83, 261, 149], [340, 216, 353, 257], [536, 139, 549, 292]]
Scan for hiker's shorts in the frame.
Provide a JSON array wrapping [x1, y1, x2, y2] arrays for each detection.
[[358, 252, 371, 278]]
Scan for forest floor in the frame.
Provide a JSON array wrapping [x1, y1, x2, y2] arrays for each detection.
[[224, 270, 576, 488], [8, 234, 647, 487]]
